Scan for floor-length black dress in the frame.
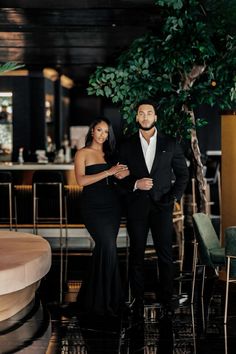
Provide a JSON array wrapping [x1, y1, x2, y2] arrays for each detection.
[[77, 163, 123, 316]]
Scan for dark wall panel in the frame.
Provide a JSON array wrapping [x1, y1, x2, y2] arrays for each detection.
[[70, 87, 102, 126], [29, 76, 46, 152], [195, 104, 221, 154]]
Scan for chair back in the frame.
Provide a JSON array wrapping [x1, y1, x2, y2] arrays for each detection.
[[32, 170, 64, 199], [225, 226, 236, 277], [0, 171, 12, 198], [192, 212, 221, 267], [0, 171, 14, 228], [0, 171, 12, 183], [32, 170, 64, 184], [32, 170, 65, 218]]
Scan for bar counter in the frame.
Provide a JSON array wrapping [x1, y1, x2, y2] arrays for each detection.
[[0, 162, 77, 185], [0, 162, 82, 225], [0, 162, 74, 170]]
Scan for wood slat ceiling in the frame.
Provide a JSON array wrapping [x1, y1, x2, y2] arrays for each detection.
[[0, 2, 160, 86]]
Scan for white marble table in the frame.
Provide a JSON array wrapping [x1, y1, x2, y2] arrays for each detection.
[[0, 231, 51, 321]]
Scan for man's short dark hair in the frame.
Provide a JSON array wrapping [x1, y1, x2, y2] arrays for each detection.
[[135, 99, 158, 113]]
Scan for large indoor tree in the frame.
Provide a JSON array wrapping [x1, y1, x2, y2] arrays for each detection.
[[87, 0, 236, 212]]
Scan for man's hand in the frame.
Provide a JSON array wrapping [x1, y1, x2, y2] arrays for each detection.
[[136, 178, 153, 190], [174, 200, 181, 211]]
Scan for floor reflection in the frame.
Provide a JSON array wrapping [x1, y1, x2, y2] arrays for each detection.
[[47, 305, 197, 354], [158, 316, 174, 354], [0, 296, 51, 354], [123, 319, 145, 353], [2, 255, 236, 353]]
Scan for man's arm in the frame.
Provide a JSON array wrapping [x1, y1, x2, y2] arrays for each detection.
[[116, 142, 137, 192], [170, 142, 189, 201]]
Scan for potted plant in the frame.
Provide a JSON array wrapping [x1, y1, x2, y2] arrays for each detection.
[[87, 0, 235, 212]]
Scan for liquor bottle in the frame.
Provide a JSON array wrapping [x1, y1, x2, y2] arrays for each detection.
[[18, 147, 24, 164]]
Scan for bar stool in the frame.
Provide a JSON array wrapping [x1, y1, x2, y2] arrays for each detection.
[[0, 171, 17, 230], [172, 197, 185, 294], [32, 170, 68, 303]]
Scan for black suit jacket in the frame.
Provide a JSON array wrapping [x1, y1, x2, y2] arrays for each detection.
[[118, 132, 189, 217]]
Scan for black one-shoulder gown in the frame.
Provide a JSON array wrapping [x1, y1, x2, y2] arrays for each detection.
[[77, 163, 123, 316]]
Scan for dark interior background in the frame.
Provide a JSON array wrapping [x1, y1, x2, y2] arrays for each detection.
[[0, 1, 221, 156]]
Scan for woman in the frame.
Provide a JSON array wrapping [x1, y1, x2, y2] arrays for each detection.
[[74, 118, 128, 317]]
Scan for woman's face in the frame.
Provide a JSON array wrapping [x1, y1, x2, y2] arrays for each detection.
[[92, 121, 109, 144]]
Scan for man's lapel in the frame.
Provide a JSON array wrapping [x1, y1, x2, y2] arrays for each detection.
[[150, 133, 164, 175], [134, 133, 149, 174]]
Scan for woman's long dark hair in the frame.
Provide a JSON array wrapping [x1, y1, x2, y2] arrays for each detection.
[[85, 118, 116, 160]]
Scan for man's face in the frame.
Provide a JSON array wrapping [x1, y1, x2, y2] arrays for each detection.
[[136, 104, 157, 130]]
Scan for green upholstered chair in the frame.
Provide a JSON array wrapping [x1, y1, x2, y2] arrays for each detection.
[[191, 213, 225, 305], [191, 213, 236, 324], [224, 226, 236, 324]]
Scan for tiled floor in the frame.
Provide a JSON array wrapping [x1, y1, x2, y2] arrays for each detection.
[[1, 252, 236, 354]]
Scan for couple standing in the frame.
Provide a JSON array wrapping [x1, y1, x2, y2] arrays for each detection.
[[74, 99, 189, 318]]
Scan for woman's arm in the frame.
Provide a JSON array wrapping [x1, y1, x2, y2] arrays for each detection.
[[74, 150, 128, 187]]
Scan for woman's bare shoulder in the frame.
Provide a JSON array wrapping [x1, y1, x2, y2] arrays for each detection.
[[75, 147, 88, 155], [75, 147, 93, 160]]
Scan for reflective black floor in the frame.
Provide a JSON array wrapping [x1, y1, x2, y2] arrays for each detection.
[[1, 252, 236, 354]]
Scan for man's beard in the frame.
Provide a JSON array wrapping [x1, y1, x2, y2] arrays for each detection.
[[137, 121, 156, 131]]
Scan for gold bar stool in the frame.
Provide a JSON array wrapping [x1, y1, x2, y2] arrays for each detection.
[[32, 170, 68, 303], [0, 171, 17, 230]]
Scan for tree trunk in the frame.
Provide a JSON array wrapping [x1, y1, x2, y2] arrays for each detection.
[[189, 109, 207, 213], [182, 64, 207, 213]]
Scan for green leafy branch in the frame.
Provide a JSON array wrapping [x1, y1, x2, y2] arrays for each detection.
[[0, 62, 25, 75], [87, 0, 236, 138]]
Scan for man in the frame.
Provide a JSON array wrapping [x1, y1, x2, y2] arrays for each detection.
[[117, 99, 189, 317]]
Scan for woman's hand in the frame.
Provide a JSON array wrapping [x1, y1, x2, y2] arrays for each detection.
[[114, 169, 130, 179], [107, 163, 128, 176]]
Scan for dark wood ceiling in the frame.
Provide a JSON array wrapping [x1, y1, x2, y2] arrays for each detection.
[[0, 1, 160, 86]]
